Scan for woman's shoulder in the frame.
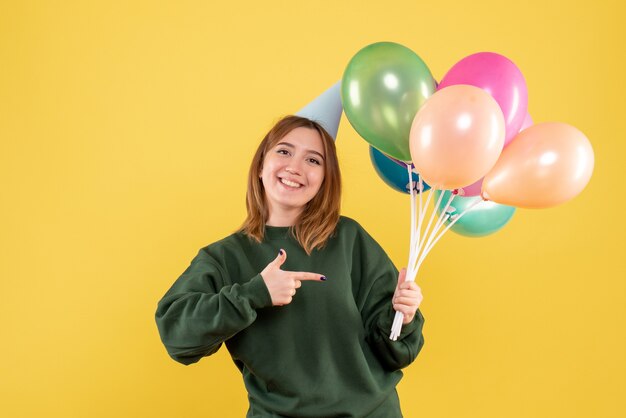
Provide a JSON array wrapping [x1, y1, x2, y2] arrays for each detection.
[[337, 216, 386, 259], [337, 215, 371, 235], [336, 216, 383, 249], [337, 216, 387, 253], [198, 230, 255, 259], [338, 215, 362, 230]]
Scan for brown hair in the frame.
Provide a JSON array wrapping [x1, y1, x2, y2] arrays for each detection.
[[238, 115, 342, 254]]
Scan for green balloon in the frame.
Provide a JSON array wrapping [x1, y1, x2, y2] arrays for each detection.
[[341, 42, 436, 162], [434, 190, 516, 237]]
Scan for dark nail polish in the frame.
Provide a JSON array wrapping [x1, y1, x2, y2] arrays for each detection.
[[320, 276, 327, 281], [279, 249, 284, 256]]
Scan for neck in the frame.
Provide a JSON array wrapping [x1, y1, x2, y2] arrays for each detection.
[[266, 201, 302, 227]]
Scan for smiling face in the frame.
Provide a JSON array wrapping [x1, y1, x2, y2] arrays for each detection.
[[260, 127, 326, 220]]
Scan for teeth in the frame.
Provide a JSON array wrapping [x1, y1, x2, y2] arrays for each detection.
[[280, 178, 301, 188]]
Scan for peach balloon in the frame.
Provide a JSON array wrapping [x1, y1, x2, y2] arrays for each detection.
[[457, 112, 534, 197], [409, 85, 505, 190], [481, 122, 594, 208]]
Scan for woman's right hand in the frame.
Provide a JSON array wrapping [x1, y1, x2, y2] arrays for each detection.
[[260, 249, 326, 306]]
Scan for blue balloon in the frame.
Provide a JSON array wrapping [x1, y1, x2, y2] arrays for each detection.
[[369, 146, 430, 194]]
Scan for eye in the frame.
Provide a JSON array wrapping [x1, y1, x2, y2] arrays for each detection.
[[276, 149, 290, 156], [307, 158, 321, 165]]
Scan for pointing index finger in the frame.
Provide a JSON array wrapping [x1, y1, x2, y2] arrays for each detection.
[[289, 271, 327, 282]]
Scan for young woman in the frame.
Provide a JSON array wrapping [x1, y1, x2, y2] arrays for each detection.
[[155, 115, 425, 417]]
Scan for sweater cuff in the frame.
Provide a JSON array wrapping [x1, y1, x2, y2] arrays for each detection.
[[239, 274, 273, 309], [377, 305, 421, 340]]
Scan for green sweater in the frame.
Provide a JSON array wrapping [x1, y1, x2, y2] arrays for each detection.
[[155, 216, 425, 417]]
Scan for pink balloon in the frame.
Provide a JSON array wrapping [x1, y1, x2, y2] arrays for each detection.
[[438, 52, 528, 146], [457, 178, 483, 197], [410, 85, 505, 190], [482, 122, 594, 208]]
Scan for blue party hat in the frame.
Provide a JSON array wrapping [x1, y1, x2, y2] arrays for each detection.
[[296, 80, 342, 141]]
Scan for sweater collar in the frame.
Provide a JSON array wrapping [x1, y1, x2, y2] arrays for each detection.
[[264, 224, 292, 240]]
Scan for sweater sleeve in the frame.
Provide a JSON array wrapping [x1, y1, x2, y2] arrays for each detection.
[[155, 249, 273, 365], [356, 228, 425, 371]]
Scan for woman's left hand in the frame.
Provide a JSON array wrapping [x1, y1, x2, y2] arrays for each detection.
[[393, 268, 423, 325]]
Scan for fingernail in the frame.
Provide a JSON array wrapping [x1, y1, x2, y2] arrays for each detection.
[[279, 249, 284, 256], [320, 276, 326, 281]]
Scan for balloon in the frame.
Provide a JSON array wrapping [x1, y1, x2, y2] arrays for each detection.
[[457, 112, 534, 197], [438, 52, 528, 146], [409, 84, 505, 190], [369, 146, 431, 194], [482, 122, 594, 208], [457, 178, 483, 197], [341, 42, 436, 162], [434, 190, 516, 237]]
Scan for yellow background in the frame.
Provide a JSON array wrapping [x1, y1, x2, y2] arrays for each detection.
[[1, 0, 624, 417]]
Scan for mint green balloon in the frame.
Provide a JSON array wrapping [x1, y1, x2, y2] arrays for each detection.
[[341, 42, 436, 162], [434, 190, 516, 237]]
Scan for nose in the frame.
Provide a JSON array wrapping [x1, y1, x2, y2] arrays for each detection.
[[285, 165, 301, 176]]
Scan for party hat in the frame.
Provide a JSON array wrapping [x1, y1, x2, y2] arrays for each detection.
[[296, 80, 342, 140]]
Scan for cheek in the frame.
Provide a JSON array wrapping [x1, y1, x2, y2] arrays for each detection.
[[310, 170, 325, 190], [260, 159, 277, 180], [260, 169, 274, 190]]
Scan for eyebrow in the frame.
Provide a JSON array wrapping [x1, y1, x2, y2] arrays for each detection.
[[276, 142, 325, 160]]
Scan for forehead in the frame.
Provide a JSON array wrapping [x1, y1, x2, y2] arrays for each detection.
[[276, 127, 325, 155]]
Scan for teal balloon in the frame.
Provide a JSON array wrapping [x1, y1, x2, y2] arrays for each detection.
[[434, 190, 516, 237], [369, 146, 431, 194], [341, 42, 436, 162]]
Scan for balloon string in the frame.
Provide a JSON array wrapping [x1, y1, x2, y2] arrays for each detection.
[[392, 193, 484, 340], [404, 183, 435, 293], [408, 174, 428, 282], [392, 166, 421, 341], [393, 166, 416, 340], [414, 215, 449, 274], [419, 199, 483, 263], [415, 175, 424, 275], [392, 189, 464, 340], [391, 312, 403, 340], [413, 175, 424, 279], [406, 164, 417, 281], [415, 192, 456, 270], [407, 185, 431, 287], [393, 181, 449, 340], [416, 186, 444, 258]]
